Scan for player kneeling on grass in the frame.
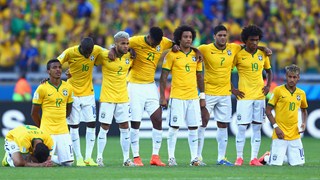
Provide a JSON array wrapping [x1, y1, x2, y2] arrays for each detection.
[[95, 31, 134, 167], [264, 64, 308, 166], [2, 125, 53, 167]]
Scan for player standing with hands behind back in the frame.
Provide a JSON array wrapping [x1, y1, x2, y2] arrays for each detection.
[[232, 25, 273, 166]]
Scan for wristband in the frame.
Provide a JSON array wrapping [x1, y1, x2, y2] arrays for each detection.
[[272, 123, 279, 129], [199, 92, 205, 99]]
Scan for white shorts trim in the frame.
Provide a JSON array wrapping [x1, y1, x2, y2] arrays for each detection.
[[269, 138, 305, 166], [166, 98, 202, 127], [205, 95, 232, 123], [4, 140, 20, 167], [51, 134, 74, 163], [128, 82, 160, 122], [236, 100, 266, 124], [68, 95, 96, 125], [99, 102, 131, 124]]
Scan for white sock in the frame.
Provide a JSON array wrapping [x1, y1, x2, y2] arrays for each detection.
[[167, 127, 179, 159], [120, 128, 130, 162], [197, 127, 206, 159], [188, 129, 198, 161], [130, 128, 140, 157], [70, 127, 83, 160], [152, 128, 162, 155], [216, 127, 228, 161], [85, 127, 96, 160], [251, 124, 262, 160], [97, 127, 109, 159], [236, 125, 247, 159]]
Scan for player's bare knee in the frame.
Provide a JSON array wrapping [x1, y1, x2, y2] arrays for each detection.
[[217, 122, 228, 128], [86, 122, 96, 128], [69, 124, 79, 129], [119, 122, 129, 129], [131, 121, 140, 129], [188, 126, 198, 130], [101, 123, 110, 130]]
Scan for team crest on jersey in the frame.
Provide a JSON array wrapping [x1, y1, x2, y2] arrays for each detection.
[[101, 112, 105, 119], [297, 95, 301, 101], [227, 50, 232, 56], [125, 58, 130, 64], [258, 55, 263, 61], [90, 55, 95, 61], [156, 45, 161, 52], [33, 92, 39, 100], [63, 89, 68, 96], [272, 154, 277, 161], [173, 116, 178, 122], [192, 56, 197, 62], [237, 114, 241, 121]]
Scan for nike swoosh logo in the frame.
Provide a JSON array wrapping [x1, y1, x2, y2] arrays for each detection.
[[176, 57, 181, 59], [90, 139, 95, 142], [242, 58, 246, 60], [192, 139, 198, 142], [131, 141, 138, 144], [211, 52, 215, 54], [125, 137, 130, 140], [48, 93, 53, 96], [156, 141, 161, 143], [72, 138, 78, 142], [98, 137, 104, 140], [281, 96, 286, 98]]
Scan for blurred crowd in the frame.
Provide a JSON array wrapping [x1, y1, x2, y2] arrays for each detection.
[[0, 0, 319, 74]]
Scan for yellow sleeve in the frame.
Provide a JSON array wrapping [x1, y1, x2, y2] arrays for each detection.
[[32, 85, 45, 105], [264, 56, 271, 69], [268, 87, 279, 107], [95, 50, 108, 66], [57, 48, 70, 65], [162, 51, 174, 71], [162, 37, 174, 50], [196, 61, 203, 72], [301, 92, 308, 109], [67, 85, 73, 104]]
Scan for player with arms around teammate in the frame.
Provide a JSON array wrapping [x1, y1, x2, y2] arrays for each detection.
[[126, 27, 174, 166], [160, 25, 205, 166], [95, 31, 134, 167], [58, 37, 106, 166], [232, 25, 273, 166], [31, 59, 74, 166], [2, 125, 53, 167], [265, 64, 307, 166]]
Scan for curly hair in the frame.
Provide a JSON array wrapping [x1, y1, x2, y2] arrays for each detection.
[[241, 25, 263, 43], [173, 25, 196, 45]]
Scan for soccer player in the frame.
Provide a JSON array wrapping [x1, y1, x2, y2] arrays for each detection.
[[2, 125, 53, 167], [160, 25, 205, 166], [124, 27, 174, 166], [265, 64, 307, 166], [95, 31, 134, 167], [57, 37, 106, 166], [31, 59, 74, 166], [232, 25, 273, 166]]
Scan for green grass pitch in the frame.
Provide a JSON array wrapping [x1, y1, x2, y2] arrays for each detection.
[[1, 136, 319, 180]]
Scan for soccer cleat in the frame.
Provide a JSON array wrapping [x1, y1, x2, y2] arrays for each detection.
[[150, 155, 166, 166], [234, 157, 244, 166], [2, 153, 9, 167], [258, 151, 270, 165], [84, 158, 98, 166], [249, 158, 264, 166], [168, 157, 177, 166], [96, 157, 104, 167], [133, 156, 144, 166], [190, 157, 201, 166], [123, 159, 135, 167], [76, 158, 86, 167], [217, 158, 234, 166]]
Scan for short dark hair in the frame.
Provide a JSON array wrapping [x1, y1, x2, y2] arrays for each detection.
[[285, 64, 300, 75], [149, 27, 163, 44], [214, 25, 227, 35], [34, 143, 50, 163], [241, 25, 263, 43], [80, 37, 94, 55], [173, 25, 196, 45], [47, 59, 60, 70]]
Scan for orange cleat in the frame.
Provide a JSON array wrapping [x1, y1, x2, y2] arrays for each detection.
[[234, 157, 244, 166], [150, 155, 166, 166], [250, 158, 264, 166], [133, 156, 144, 166]]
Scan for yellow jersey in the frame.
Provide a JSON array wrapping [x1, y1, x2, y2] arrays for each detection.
[[32, 80, 73, 135], [5, 125, 54, 154], [162, 50, 202, 100], [96, 50, 133, 103], [127, 36, 173, 83], [233, 49, 271, 100], [268, 85, 308, 140], [198, 43, 242, 96], [57, 45, 106, 96]]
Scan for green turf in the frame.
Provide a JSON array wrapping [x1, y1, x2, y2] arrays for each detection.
[[1, 136, 319, 180]]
